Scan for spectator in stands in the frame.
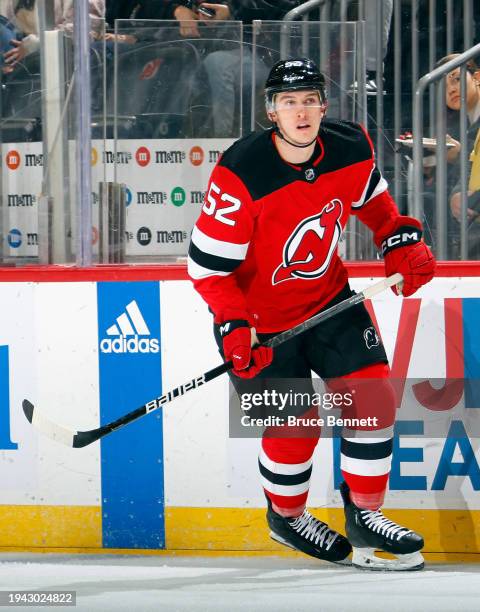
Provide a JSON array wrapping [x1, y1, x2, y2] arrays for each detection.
[[106, 0, 203, 38], [335, 0, 393, 96], [0, 2, 19, 70], [360, 0, 393, 95], [106, 0, 302, 140], [194, 1, 305, 137], [170, 2, 201, 39], [106, 0, 142, 25], [441, 57, 480, 220], [437, 55, 480, 258], [0, 0, 105, 73], [105, 0, 197, 37], [102, 0, 205, 75]]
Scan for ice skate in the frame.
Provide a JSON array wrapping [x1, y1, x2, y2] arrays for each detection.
[[340, 481, 424, 571], [267, 497, 352, 564]]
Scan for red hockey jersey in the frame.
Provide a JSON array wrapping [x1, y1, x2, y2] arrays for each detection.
[[188, 120, 401, 333]]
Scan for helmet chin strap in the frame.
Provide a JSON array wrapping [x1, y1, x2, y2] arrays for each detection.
[[273, 124, 317, 149]]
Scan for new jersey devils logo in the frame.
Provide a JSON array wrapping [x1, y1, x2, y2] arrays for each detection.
[[272, 199, 343, 285], [364, 326, 380, 349]]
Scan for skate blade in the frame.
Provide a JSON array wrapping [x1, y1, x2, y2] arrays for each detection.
[[352, 548, 424, 571], [269, 531, 352, 566], [269, 530, 297, 551]]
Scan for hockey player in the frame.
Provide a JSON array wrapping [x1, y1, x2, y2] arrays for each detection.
[[188, 58, 435, 570]]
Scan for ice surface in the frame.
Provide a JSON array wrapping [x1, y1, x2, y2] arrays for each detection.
[[0, 554, 479, 612]]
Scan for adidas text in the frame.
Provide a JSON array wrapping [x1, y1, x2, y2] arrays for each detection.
[[100, 336, 160, 354]]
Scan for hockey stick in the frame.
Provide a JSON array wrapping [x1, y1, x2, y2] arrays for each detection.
[[22, 273, 402, 448]]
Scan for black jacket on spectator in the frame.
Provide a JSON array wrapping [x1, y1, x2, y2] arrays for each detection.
[[107, 0, 305, 28], [229, 0, 305, 23], [451, 117, 480, 207], [106, 0, 178, 27]]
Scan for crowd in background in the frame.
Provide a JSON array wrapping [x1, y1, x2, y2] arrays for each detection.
[[0, 1, 480, 259]]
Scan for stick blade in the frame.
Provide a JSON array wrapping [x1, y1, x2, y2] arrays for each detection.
[[22, 399, 34, 423], [22, 398, 76, 447]]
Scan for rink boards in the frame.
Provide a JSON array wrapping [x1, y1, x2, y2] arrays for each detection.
[[0, 265, 480, 557]]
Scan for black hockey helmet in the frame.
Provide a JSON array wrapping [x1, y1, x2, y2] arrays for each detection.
[[265, 58, 327, 110]]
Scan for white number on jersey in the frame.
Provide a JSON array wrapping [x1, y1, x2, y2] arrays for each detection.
[[202, 181, 241, 227]]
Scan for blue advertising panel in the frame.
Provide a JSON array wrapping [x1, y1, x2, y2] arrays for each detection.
[[97, 282, 164, 548]]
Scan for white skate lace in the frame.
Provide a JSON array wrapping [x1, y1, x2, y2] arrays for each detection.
[[359, 510, 411, 541], [288, 511, 338, 550]]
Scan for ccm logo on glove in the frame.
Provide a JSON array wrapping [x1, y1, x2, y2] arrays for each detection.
[[381, 227, 421, 254], [381, 218, 436, 298]]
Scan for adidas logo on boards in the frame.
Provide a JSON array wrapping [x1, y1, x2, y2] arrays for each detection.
[[100, 300, 160, 354]]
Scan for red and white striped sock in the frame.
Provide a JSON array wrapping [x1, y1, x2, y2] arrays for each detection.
[[335, 363, 396, 510], [260, 417, 320, 517]]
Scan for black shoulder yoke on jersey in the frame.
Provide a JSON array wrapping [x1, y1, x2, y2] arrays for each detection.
[[218, 120, 373, 201]]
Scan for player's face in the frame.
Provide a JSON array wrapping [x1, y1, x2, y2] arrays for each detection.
[[270, 90, 325, 145], [445, 68, 480, 111]]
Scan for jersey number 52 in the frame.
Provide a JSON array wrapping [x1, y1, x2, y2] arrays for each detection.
[[202, 182, 241, 227]]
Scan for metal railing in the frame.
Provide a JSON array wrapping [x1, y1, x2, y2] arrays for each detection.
[[291, 0, 478, 260], [280, 0, 328, 58], [281, 0, 367, 126], [412, 44, 480, 260]]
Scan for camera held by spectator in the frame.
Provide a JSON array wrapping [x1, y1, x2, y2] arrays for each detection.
[[181, 1, 216, 19]]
